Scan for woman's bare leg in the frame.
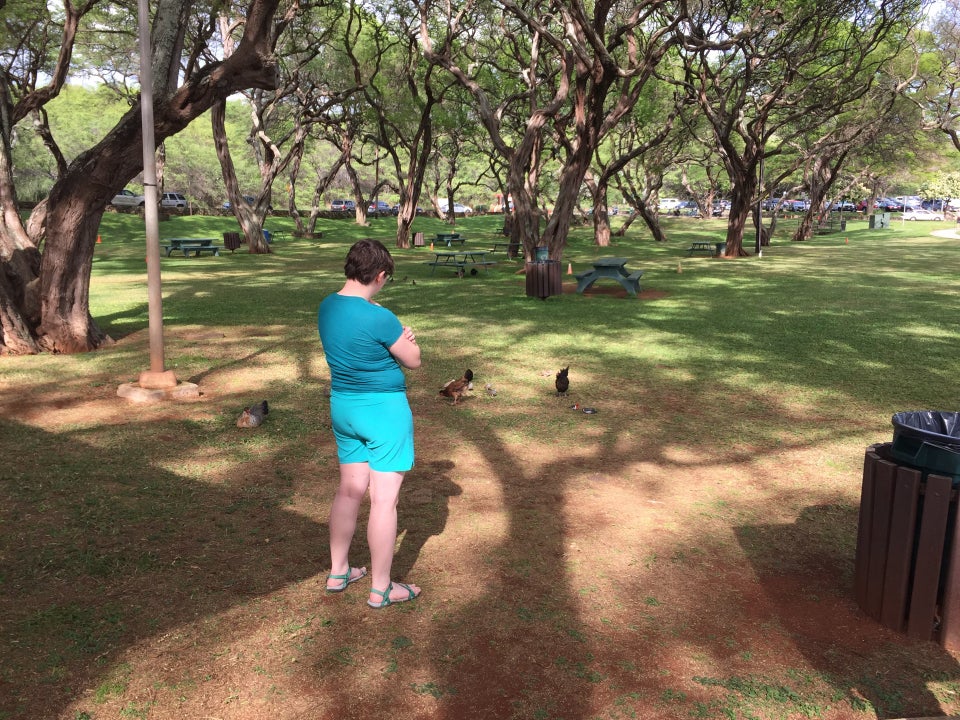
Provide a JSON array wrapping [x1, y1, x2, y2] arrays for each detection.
[[368, 469, 420, 603], [327, 462, 369, 589]]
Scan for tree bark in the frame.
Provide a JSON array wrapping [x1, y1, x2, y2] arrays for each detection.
[[211, 99, 271, 253]]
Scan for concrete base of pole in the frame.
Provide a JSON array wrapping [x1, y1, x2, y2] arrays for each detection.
[[117, 380, 200, 403], [138, 370, 179, 389], [118, 370, 200, 403]]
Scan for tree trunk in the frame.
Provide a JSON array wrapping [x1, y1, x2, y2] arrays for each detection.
[[0, 77, 42, 353], [593, 211, 612, 247], [634, 202, 667, 243], [724, 188, 756, 257], [211, 99, 271, 253], [613, 211, 639, 237], [36, 182, 114, 352], [793, 213, 814, 242]]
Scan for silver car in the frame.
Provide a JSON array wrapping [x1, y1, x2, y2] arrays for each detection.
[[161, 192, 187, 209], [111, 189, 145, 207]]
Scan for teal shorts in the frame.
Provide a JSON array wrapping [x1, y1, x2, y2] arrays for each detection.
[[329, 390, 414, 472]]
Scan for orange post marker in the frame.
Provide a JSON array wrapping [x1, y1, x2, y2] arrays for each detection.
[[96, 234, 102, 244], [845, 237, 848, 244], [567, 262, 573, 275], [430, 241, 434, 251]]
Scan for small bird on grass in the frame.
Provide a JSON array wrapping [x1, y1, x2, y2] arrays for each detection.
[[440, 369, 474, 405], [555, 366, 570, 396], [237, 400, 269, 428]]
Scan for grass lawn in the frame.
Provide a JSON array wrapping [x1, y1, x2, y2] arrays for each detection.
[[3, 210, 960, 719]]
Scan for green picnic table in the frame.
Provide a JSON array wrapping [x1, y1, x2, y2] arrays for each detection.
[[161, 238, 221, 257], [575, 257, 643, 296]]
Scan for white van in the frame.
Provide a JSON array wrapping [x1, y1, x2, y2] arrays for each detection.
[[659, 198, 682, 211]]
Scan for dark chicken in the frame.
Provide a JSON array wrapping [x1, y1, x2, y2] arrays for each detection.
[[440, 369, 474, 405], [237, 400, 269, 428], [555, 367, 570, 396]]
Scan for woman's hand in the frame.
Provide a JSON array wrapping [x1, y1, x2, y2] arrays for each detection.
[[402, 326, 417, 344]]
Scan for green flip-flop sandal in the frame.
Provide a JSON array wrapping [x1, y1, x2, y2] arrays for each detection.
[[326, 566, 366, 593], [368, 582, 420, 609]]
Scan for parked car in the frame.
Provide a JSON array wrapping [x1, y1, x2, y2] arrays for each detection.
[[161, 192, 187, 209], [902, 208, 944, 221], [111, 188, 145, 207], [875, 197, 904, 212], [391, 204, 425, 215], [830, 201, 856, 212], [897, 195, 921, 209], [438, 201, 473, 214], [223, 195, 273, 212], [368, 200, 392, 213], [712, 200, 731, 216], [658, 197, 682, 211], [331, 199, 355, 212]]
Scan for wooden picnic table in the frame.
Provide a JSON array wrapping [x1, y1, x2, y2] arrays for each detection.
[[161, 238, 221, 257], [575, 257, 643, 296], [427, 250, 495, 275]]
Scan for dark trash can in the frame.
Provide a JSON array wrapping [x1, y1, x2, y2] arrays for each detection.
[[525, 259, 561, 300], [891, 411, 960, 483], [222, 231, 241, 252], [855, 410, 960, 650]]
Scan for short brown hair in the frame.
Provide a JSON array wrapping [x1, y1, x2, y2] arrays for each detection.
[[343, 239, 395, 285]]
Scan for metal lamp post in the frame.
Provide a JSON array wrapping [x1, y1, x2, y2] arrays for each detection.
[[135, 0, 176, 390]]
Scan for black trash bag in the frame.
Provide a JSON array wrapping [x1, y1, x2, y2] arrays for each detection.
[[892, 411, 960, 451], [891, 411, 960, 479]]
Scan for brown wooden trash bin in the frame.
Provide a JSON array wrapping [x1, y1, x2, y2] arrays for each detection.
[[223, 231, 242, 252], [413, 231, 424, 247], [855, 442, 960, 649], [525, 260, 561, 299]]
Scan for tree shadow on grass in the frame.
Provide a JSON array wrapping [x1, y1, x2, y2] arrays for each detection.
[[735, 503, 960, 719], [0, 418, 326, 719]]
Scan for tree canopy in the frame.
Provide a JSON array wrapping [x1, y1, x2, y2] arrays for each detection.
[[0, 0, 954, 354]]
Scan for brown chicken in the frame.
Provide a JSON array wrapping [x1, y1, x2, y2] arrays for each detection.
[[439, 369, 474, 405], [555, 366, 570, 396]]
